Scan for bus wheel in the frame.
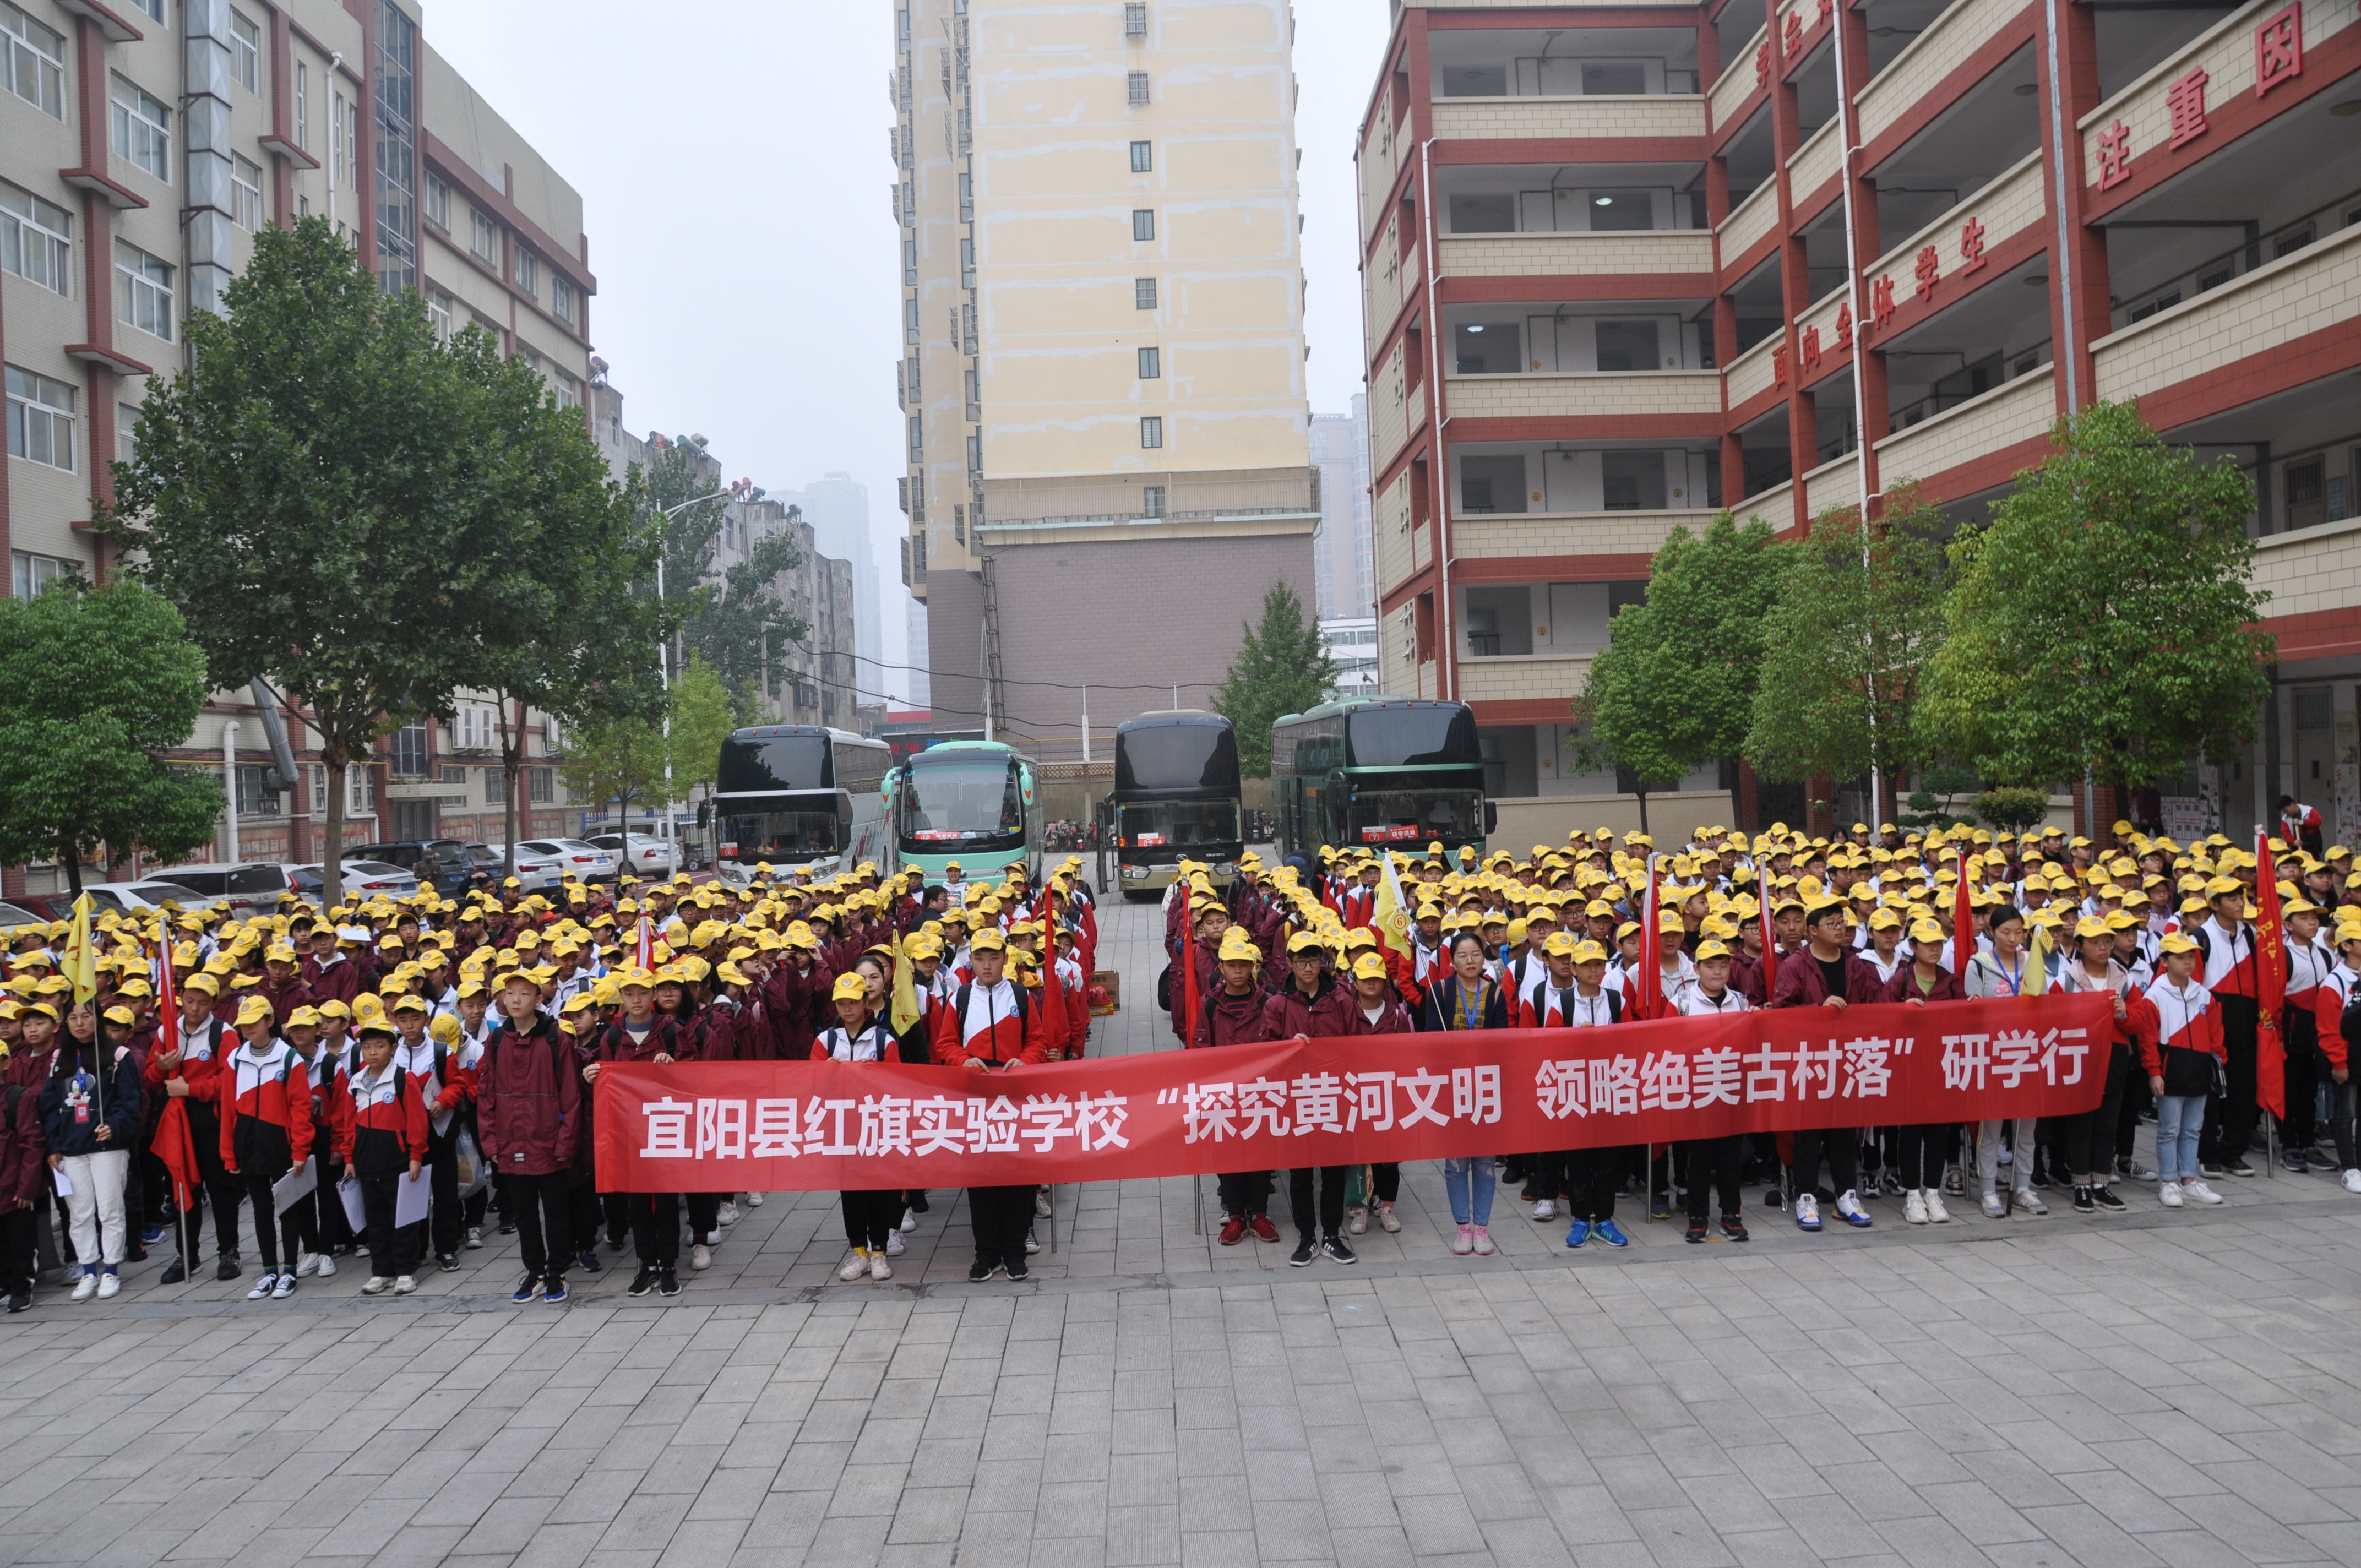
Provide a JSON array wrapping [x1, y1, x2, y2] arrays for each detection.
[[1122, 889, 1161, 904]]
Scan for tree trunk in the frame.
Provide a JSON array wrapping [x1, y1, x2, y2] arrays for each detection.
[[60, 835, 83, 897], [1635, 789, 1651, 837], [498, 696, 522, 880], [321, 744, 347, 908]]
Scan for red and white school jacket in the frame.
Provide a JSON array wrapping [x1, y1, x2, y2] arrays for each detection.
[[219, 1038, 315, 1168], [813, 1021, 903, 1063], [2193, 916, 2255, 1000], [1674, 983, 1752, 1017], [2313, 962, 2359, 1074], [1519, 974, 1619, 1029], [2285, 937, 2333, 1030], [338, 1062, 431, 1171], [2132, 976, 2225, 1080], [927, 977, 1046, 1068]]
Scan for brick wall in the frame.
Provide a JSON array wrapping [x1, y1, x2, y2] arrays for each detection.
[[1451, 510, 1712, 560], [1710, 25, 1767, 130], [1377, 473, 1415, 597], [1432, 96, 1706, 142], [1457, 652, 1592, 706], [1857, 0, 2034, 146], [1876, 364, 2056, 485], [1438, 231, 1717, 280], [1865, 149, 2047, 284], [1372, 340, 1414, 473], [1726, 330, 1780, 407], [1445, 371, 1724, 422], [1788, 118, 1841, 199], [2254, 518, 2361, 622], [1721, 180, 1780, 265], [2093, 226, 2361, 402], [1803, 456, 1864, 519], [1732, 481, 1794, 530]]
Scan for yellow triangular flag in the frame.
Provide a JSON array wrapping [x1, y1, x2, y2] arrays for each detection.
[[64, 893, 98, 1005], [890, 930, 923, 1039]]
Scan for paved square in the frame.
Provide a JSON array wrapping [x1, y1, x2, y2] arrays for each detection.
[[6, 891, 2361, 1568]]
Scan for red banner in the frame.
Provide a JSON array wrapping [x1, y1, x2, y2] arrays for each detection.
[[592, 993, 2112, 1191]]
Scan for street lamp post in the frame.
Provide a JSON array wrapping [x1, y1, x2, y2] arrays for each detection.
[[653, 481, 753, 863]]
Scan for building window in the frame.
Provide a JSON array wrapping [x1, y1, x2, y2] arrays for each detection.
[[1132, 209, 1155, 241], [1143, 484, 1165, 517], [904, 295, 921, 346], [1134, 276, 1157, 309], [425, 286, 451, 341], [331, 91, 348, 186], [552, 368, 581, 411], [1128, 70, 1150, 104], [110, 76, 172, 183], [115, 242, 174, 341], [967, 432, 982, 472], [528, 766, 553, 804], [117, 400, 141, 465], [469, 206, 498, 264], [423, 173, 448, 230], [958, 171, 972, 220], [1125, 2, 1148, 35], [513, 248, 539, 301], [453, 704, 495, 750], [959, 236, 975, 287], [551, 275, 576, 326], [1138, 346, 1160, 378], [294, 61, 307, 150], [234, 764, 280, 817], [231, 155, 262, 231], [908, 414, 923, 462], [903, 236, 918, 285], [1, 3, 64, 119], [389, 722, 429, 778], [12, 550, 70, 599], [1139, 416, 1163, 449], [6, 366, 76, 472], [129, 0, 163, 18], [230, 9, 259, 92], [373, 0, 418, 296], [1131, 140, 1153, 173], [1, 181, 71, 296]]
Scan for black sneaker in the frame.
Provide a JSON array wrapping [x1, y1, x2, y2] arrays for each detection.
[[1004, 1257, 1029, 1281], [214, 1255, 241, 1281], [1685, 1221, 1706, 1244], [909, 1193, 931, 1213], [969, 1260, 996, 1282], [657, 1271, 682, 1297], [627, 1268, 656, 1298], [1288, 1237, 1316, 1267], [604, 1233, 626, 1251], [542, 1276, 568, 1304], [437, 1254, 459, 1273], [510, 1273, 542, 1304], [2223, 1157, 2257, 1178], [1721, 1215, 1749, 1243], [159, 1259, 188, 1285], [576, 1250, 603, 1275], [6, 1291, 28, 1314], [2091, 1185, 2128, 1213], [497, 1220, 518, 1237], [2305, 1148, 2341, 1173], [1320, 1235, 1357, 1265], [2072, 1185, 2096, 1214]]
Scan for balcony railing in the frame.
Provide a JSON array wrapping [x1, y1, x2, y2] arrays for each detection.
[[2112, 189, 2361, 330]]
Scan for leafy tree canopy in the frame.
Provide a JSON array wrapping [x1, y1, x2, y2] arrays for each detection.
[[1214, 582, 1337, 778]]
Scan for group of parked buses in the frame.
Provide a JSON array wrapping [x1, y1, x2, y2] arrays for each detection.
[[709, 697, 1493, 891]]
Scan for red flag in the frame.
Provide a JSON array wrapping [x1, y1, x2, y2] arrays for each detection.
[[636, 914, 654, 971], [1757, 854, 1778, 997], [2255, 830, 2288, 1121], [154, 1096, 198, 1216], [1181, 884, 1201, 1046], [1039, 882, 1069, 1058], [1953, 847, 1977, 980], [154, 922, 178, 1051], [1634, 856, 1662, 1020]]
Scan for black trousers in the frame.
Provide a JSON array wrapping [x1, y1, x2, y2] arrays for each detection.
[[686, 1192, 721, 1241], [0, 1205, 34, 1295], [1368, 1163, 1400, 1204], [967, 1184, 1033, 1267], [231, 1118, 293, 1271], [1216, 1170, 1271, 1216], [1288, 1167, 1347, 1240], [509, 1172, 572, 1280], [1789, 1127, 1858, 1198], [317, 1156, 355, 1250], [2062, 1043, 2136, 1179], [1891, 1124, 1950, 1190], [841, 1189, 897, 1251], [278, 1188, 320, 1264], [1524, 1151, 1568, 1202], [422, 1124, 462, 1260], [1565, 1146, 1631, 1222], [618, 1192, 679, 1268], [2283, 1012, 2321, 1146], [179, 1101, 243, 1259], [1684, 1137, 1742, 1222], [2205, 994, 2260, 1158], [2327, 1072, 2358, 1170], [357, 1169, 420, 1280]]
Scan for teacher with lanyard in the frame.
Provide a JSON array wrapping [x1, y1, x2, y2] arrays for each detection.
[[1417, 930, 1509, 1256]]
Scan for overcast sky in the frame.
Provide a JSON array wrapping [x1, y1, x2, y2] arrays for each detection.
[[427, 0, 1389, 706]]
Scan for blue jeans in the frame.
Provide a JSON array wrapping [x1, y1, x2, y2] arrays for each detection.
[[2157, 1095, 2206, 1182], [1443, 1157, 1494, 1226]]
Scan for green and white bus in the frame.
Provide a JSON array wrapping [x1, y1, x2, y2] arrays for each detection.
[[1270, 697, 1493, 863], [882, 739, 1044, 883]]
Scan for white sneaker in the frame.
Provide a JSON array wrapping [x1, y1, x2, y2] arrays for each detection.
[[884, 1231, 905, 1257], [361, 1275, 390, 1294], [1981, 1192, 2006, 1219], [393, 1275, 417, 1294], [869, 1252, 892, 1282], [900, 1206, 918, 1232], [747, 1191, 766, 1207], [1531, 1198, 1557, 1222], [717, 1201, 739, 1228], [1904, 1190, 1929, 1225], [246, 1273, 278, 1301], [271, 1273, 297, 1299], [465, 1227, 483, 1250], [690, 1243, 712, 1271], [2184, 1180, 2224, 1205], [1834, 1191, 1871, 1228], [1794, 1193, 1820, 1231], [839, 1251, 868, 1282], [2014, 1188, 2047, 1216], [1024, 1229, 1040, 1255], [314, 1253, 335, 1277], [96, 1272, 120, 1299], [293, 1252, 321, 1278], [1035, 1190, 1053, 1218], [2343, 1169, 2361, 1194], [1347, 1207, 1368, 1235], [2159, 1182, 2185, 1208], [1378, 1205, 1401, 1233], [72, 1272, 99, 1303], [1924, 1190, 1950, 1224]]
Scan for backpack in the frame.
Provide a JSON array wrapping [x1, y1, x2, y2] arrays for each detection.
[[950, 981, 1032, 1061]]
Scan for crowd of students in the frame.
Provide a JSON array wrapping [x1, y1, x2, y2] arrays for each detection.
[[1163, 814, 2357, 1259], [2, 810, 2347, 1313], [0, 856, 1097, 1311]]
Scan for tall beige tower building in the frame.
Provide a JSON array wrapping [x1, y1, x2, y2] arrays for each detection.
[[893, 0, 1316, 759]]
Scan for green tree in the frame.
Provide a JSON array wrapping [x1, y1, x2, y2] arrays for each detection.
[[1213, 582, 1336, 777], [104, 217, 500, 905], [1921, 400, 2272, 801], [644, 438, 808, 707], [1569, 516, 1786, 832], [0, 579, 223, 894], [448, 330, 672, 858], [1745, 483, 1950, 815], [560, 656, 736, 831]]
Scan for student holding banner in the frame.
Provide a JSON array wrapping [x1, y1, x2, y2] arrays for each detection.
[[1769, 896, 1880, 1232], [929, 928, 1047, 1281]]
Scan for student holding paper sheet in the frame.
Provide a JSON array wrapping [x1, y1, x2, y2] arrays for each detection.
[[338, 1019, 429, 1294], [279, 1008, 346, 1282], [219, 995, 314, 1301]]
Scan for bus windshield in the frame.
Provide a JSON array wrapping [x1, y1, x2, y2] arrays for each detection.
[[1118, 799, 1241, 852], [719, 734, 830, 792], [1347, 787, 1484, 845], [723, 802, 845, 861], [899, 758, 1025, 850], [1116, 723, 1238, 794], [1346, 706, 1479, 767]]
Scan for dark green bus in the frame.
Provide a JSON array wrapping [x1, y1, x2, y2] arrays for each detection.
[[1270, 697, 1492, 863]]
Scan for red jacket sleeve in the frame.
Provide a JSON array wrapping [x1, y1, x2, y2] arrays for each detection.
[[286, 1060, 314, 1167], [928, 996, 962, 1065], [2128, 993, 2163, 1079], [218, 1064, 237, 1170], [2316, 986, 2349, 1072]]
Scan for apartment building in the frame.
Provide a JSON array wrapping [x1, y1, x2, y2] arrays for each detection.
[[892, 0, 1318, 760], [1362, 0, 2361, 843], [2, 0, 596, 884], [1310, 394, 1375, 620]]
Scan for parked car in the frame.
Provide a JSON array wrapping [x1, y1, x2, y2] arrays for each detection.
[[498, 839, 618, 890], [346, 840, 474, 894], [152, 861, 308, 916], [73, 881, 216, 915], [291, 861, 420, 900], [586, 831, 677, 878], [0, 901, 48, 930]]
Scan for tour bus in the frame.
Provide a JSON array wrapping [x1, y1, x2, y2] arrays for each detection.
[[883, 739, 1044, 884], [712, 725, 895, 880], [1270, 696, 1494, 863], [1109, 711, 1243, 900]]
